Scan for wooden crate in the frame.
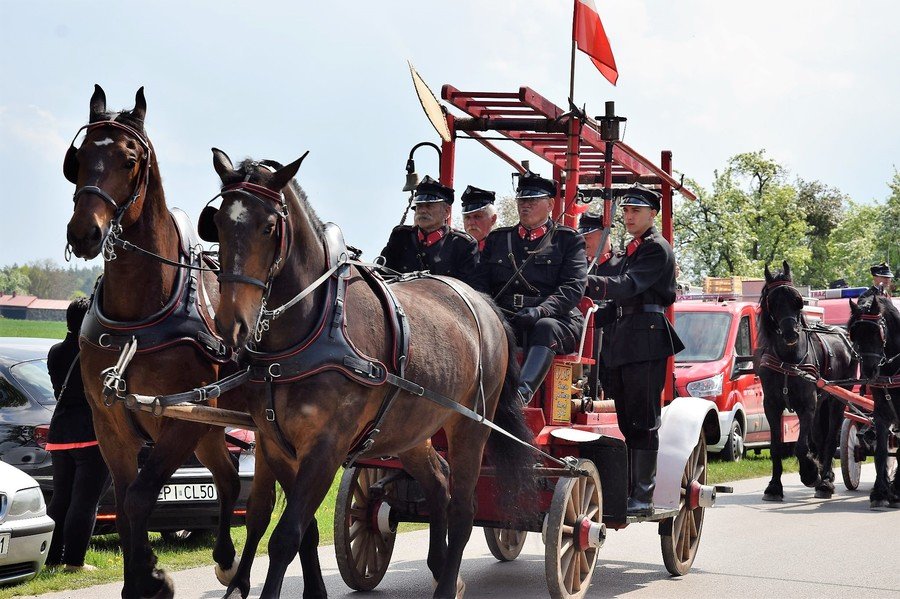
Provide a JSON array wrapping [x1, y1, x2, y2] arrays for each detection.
[[703, 276, 742, 295]]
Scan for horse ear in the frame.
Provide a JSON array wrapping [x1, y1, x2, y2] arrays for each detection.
[[131, 87, 147, 123], [269, 151, 309, 191], [849, 299, 861, 317], [89, 84, 107, 122], [867, 297, 881, 315], [211, 148, 234, 182], [782, 260, 791, 280], [764, 264, 773, 283]]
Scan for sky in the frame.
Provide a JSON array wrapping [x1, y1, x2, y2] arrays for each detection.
[[1, 1, 898, 268]]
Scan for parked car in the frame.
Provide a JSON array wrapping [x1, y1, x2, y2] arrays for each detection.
[[0, 460, 55, 585], [0, 337, 254, 537], [672, 301, 818, 460]]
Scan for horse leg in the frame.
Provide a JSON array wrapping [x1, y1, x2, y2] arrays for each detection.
[[434, 423, 488, 599], [259, 436, 343, 599], [297, 516, 326, 599], [870, 407, 892, 510], [124, 424, 205, 599], [193, 429, 241, 584], [400, 443, 451, 583], [97, 434, 141, 598], [813, 398, 841, 499], [224, 450, 274, 599], [795, 404, 821, 488], [763, 397, 785, 501]]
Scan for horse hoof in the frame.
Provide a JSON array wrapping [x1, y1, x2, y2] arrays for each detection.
[[432, 576, 465, 598], [870, 499, 890, 511], [215, 560, 239, 586], [223, 588, 244, 599], [762, 493, 783, 502], [144, 571, 175, 599], [814, 489, 833, 499]]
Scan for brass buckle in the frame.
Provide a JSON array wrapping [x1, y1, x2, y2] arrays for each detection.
[[513, 294, 524, 309]]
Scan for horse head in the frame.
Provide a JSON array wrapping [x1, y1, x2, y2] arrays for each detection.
[[762, 260, 803, 346], [849, 295, 888, 376], [206, 148, 307, 348], [65, 85, 154, 259]]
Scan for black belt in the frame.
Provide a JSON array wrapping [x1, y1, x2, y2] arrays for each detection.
[[500, 294, 544, 309], [617, 304, 666, 318]]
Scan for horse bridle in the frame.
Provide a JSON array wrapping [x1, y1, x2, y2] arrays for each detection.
[[849, 312, 889, 369], [764, 279, 803, 339], [65, 120, 152, 261]]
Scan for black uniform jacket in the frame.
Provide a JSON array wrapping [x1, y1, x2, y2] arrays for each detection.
[[380, 225, 478, 283], [589, 226, 685, 368], [47, 333, 97, 445], [471, 220, 588, 324]]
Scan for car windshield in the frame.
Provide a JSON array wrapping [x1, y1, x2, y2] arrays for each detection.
[[674, 312, 732, 362], [9, 359, 56, 406]]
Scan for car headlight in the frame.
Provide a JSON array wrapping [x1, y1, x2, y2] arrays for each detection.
[[686, 373, 723, 398], [7, 487, 47, 521]]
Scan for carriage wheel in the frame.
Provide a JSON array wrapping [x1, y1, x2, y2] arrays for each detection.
[[660, 435, 707, 576], [484, 527, 527, 561], [544, 459, 603, 599], [334, 466, 396, 591], [840, 419, 862, 491]]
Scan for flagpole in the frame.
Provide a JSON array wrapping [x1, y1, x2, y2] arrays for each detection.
[[569, 0, 577, 106]]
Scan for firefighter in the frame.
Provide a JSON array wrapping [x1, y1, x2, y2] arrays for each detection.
[[461, 185, 498, 252], [870, 262, 894, 296], [472, 171, 588, 405], [589, 184, 685, 516], [380, 175, 478, 283]]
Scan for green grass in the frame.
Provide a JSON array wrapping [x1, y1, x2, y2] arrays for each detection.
[[0, 318, 66, 339], [707, 448, 799, 484]]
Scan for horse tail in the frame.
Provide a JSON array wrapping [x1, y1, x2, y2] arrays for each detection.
[[485, 305, 538, 519]]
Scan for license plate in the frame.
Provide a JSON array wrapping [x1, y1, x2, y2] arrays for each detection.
[[157, 483, 217, 502], [0, 532, 9, 556]]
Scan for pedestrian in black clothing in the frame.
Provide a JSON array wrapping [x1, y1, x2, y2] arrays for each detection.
[[381, 175, 478, 283], [45, 298, 109, 572], [471, 171, 588, 405], [588, 184, 685, 516]]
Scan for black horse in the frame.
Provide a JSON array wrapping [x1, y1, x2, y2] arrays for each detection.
[[757, 261, 856, 500], [848, 292, 900, 509]]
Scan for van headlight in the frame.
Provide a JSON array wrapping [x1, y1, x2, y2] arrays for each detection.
[[686, 373, 723, 398], [7, 487, 47, 520]]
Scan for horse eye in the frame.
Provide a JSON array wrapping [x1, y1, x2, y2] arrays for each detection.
[[263, 223, 275, 236], [124, 158, 137, 169]]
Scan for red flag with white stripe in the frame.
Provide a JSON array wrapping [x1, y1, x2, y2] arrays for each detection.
[[573, 0, 618, 85]]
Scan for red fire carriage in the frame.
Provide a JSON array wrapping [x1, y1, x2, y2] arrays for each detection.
[[335, 73, 729, 599]]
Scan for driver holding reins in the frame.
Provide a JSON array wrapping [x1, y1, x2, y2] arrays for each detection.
[[471, 171, 588, 406], [588, 184, 684, 517]]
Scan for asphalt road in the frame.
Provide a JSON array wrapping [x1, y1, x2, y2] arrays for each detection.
[[27, 464, 900, 599]]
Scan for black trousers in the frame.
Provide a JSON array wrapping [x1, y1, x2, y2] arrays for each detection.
[[606, 358, 667, 451], [514, 317, 580, 354], [47, 446, 110, 566]]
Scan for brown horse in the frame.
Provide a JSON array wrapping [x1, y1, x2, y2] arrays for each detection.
[[204, 150, 535, 599], [63, 86, 325, 599]]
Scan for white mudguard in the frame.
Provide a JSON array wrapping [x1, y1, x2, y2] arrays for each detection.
[[654, 397, 720, 510]]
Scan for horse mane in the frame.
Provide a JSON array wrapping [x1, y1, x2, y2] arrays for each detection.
[[855, 293, 900, 336], [229, 158, 324, 236], [757, 269, 794, 350]]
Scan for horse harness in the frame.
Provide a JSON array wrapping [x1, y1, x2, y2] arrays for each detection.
[[80, 210, 232, 440]]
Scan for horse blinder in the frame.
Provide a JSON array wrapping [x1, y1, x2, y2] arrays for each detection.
[[198, 205, 220, 243], [63, 144, 79, 184]]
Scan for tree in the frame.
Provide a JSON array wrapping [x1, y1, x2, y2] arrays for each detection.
[[873, 170, 900, 277], [795, 180, 847, 288], [822, 200, 879, 287], [675, 150, 811, 282], [0, 267, 30, 295]]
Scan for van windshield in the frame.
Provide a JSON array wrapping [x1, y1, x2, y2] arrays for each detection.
[[673, 312, 732, 362]]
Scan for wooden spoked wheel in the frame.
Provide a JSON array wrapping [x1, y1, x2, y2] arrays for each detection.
[[334, 466, 396, 591], [484, 527, 527, 561], [544, 459, 603, 599], [661, 435, 707, 576], [840, 418, 862, 491]]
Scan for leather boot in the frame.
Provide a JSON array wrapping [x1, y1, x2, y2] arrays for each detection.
[[517, 346, 555, 406], [627, 449, 657, 517]]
